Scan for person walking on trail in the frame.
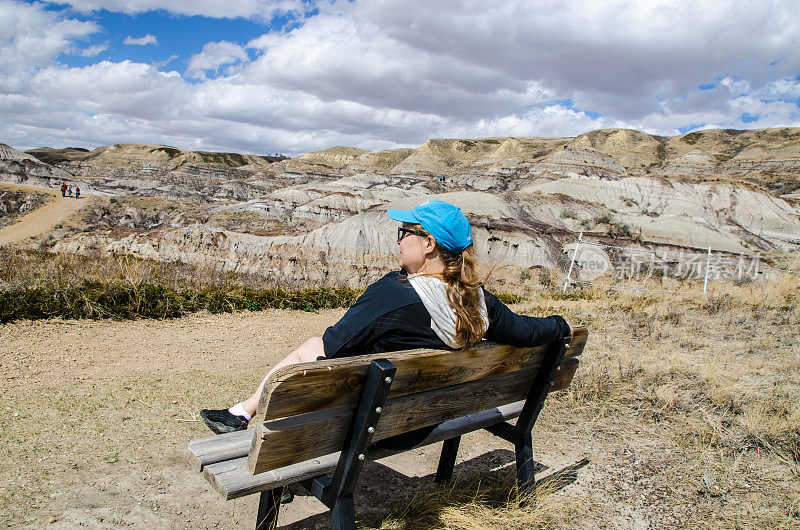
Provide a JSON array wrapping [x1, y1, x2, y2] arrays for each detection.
[[200, 200, 573, 439], [67, 186, 72, 197], [75, 187, 80, 199], [60, 182, 66, 197]]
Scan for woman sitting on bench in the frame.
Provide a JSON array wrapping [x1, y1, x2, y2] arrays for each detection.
[[200, 200, 573, 435]]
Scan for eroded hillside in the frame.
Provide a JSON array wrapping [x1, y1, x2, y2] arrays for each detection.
[[1, 128, 798, 288]]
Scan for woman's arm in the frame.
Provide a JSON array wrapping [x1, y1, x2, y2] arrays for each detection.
[[483, 290, 572, 346]]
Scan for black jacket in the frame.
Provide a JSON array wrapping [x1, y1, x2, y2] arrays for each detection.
[[322, 270, 569, 358]]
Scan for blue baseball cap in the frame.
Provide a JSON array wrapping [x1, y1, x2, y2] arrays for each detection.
[[387, 200, 473, 253]]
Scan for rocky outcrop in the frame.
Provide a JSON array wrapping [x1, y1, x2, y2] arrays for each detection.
[[572, 128, 668, 174], [19, 144, 290, 203], [50, 181, 799, 289], [13, 127, 800, 199], [662, 149, 718, 177], [27, 143, 281, 174], [721, 158, 800, 175], [52, 195, 568, 289], [526, 147, 626, 179], [287, 146, 370, 173], [0, 188, 48, 228], [527, 176, 800, 252], [347, 149, 415, 173], [0, 143, 72, 187], [5, 127, 799, 288]]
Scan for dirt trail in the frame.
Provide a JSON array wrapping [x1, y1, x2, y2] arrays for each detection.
[[0, 182, 93, 245]]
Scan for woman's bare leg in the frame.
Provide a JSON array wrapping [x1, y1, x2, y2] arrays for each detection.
[[240, 336, 324, 417]]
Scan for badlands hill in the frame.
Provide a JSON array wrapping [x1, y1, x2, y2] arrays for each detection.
[[2, 127, 799, 288]]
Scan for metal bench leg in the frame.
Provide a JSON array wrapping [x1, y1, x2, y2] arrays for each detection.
[[255, 487, 283, 530], [299, 359, 396, 529], [485, 339, 571, 505], [435, 436, 461, 484], [330, 494, 356, 530], [515, 431, 536, 504]]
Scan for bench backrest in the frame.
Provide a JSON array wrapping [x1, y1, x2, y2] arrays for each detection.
[[248, 326, 587, 474]]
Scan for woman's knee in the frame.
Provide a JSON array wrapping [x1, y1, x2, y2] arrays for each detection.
[[295, 336, 324, 363]]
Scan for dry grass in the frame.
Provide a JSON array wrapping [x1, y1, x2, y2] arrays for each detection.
[[377, 473, 578, 529], [0, 247, 264, 291], [0, 248, 361, 321], [0, 249, 529, 321], [1, 251, 798, 528], [378, 257, 800, 528]]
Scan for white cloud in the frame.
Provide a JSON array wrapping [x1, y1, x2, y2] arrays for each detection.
[[153, 54, 179, 69], [79, 43, 107, 56], [40, 0, 305, 20], [123, 34, 157, 46], [0, 1, 99, 73], [2, 0, 799, 156], [187, 41, 247, 79], [236, 0, 800, 139], [31, 61, 184, 120], [768, 79, 800, 98]]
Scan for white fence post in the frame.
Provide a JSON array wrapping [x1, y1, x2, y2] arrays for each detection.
[[563, 232, 583, 293], [703, 246, 712, 293]]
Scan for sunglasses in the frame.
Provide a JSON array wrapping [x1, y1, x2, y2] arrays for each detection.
[[397, 227, 424, 242]]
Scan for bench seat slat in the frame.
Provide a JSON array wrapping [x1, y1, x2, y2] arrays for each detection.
[[248, 357, 578, 474], [187, 429, 254, 472], [260, 327, 587, 421], [207, 400, 528, 500]]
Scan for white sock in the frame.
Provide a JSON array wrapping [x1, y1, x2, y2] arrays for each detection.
[[228, 403, 252, 421]]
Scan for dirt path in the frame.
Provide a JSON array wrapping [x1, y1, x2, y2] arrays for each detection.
[[0, 183, 93, 245]]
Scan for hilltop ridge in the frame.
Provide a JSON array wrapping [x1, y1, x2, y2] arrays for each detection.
[[2, 128, 798, 290], [26, 143, 287, 174], [9, 128, 800, 201]]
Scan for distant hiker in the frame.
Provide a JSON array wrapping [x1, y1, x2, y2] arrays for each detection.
[[60, 182, 66, 197], [75, 187, 80, 199], [67, 187, 72, 197]]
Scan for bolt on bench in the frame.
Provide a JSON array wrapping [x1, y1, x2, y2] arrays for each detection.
[[188, 326, 588, 529]]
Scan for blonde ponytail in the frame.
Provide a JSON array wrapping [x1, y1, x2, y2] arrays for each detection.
[[410, 224, 487, 348]]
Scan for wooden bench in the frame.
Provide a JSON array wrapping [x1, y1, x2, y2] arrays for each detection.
[[188, 326, 588, 529]]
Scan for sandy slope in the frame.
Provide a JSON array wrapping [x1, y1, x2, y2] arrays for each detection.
[[0, 183, 92, 245]]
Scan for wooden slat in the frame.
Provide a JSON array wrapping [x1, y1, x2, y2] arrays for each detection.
[[248, 357, 578, 474], [260, 344, 542, 420], [569, 326, 588, 357], [258, 326, 587, 421], [206, 454, 340, 500], [187, 429, 254, 472], [207, 400, 530, 500]]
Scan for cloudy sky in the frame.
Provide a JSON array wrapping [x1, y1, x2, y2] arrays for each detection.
[[1, 0, 799, 156]]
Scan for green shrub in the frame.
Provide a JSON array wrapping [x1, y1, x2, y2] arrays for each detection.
[[0, 282, 361, 322]]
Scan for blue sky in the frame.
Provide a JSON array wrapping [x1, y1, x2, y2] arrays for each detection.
[[1, 0, 799, 155], [49, 4, 306, 74], [60, 12, 268, 71]]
